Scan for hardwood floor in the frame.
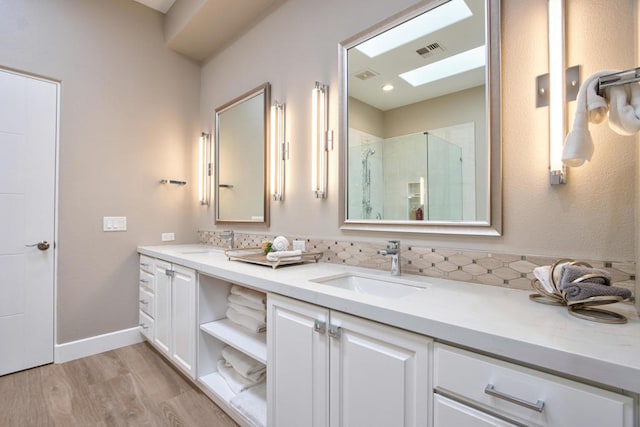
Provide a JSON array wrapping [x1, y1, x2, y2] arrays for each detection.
[[0, 342, 239, 427]]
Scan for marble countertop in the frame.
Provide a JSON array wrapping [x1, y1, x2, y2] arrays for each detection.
[[138, 244, 640, 394]]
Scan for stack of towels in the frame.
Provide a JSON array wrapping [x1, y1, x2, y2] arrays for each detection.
[[226, 285, 266, 333], [533, 263, 631, 302]]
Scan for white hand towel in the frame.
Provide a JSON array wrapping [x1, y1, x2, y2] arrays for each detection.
[[226, 306, 266, 333], [266, 250, 302, 262], [221, 345, 266, 382], [532, 265, 554, 294], [217, 359, 262, 394], [230, 382, 267, 427], [230, 285, 266, 305], [607, 84, 640, 135], [228, 302, 265, 322], [272, 236, 290, 251], [228, 293, 266, 311], [586, 75, 609, 124]]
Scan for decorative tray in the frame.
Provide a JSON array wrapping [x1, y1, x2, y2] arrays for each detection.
[[225, 248, 323, 269]]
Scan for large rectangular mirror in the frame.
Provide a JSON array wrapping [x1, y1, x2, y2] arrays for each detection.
[[339, 0, 501, 235], [215, 83, 270, 224]]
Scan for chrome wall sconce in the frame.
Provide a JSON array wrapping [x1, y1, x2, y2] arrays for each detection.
[[199, 132, 211, 205], [536, 0, 580, 185], [312, 81, 332, 198], [270, 101, 287, 201]]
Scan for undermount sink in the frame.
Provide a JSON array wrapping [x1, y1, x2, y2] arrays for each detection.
[[311, 272, 427, 298], [173, 247, 225, 255]]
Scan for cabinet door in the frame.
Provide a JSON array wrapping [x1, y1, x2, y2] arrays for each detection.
[[171, 265, 196, 378], [267, 294, 330, 427], [329, 311, 431, 427], [434, 394, 518, 427], [154, 260, 172, 356]]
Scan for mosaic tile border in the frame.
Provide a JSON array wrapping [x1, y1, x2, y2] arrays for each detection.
[[198, 231, 636, 295]]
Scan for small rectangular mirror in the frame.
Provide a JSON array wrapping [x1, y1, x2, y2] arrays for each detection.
[[215, 83, 270, 224]]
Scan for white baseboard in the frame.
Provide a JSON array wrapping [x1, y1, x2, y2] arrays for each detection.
[[55, 327, 144, 363]]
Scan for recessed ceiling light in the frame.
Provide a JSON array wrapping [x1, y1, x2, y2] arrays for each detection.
[[399, 45, 486, 87], [382, 84, 394, 92], [354, 0, 473, 58]]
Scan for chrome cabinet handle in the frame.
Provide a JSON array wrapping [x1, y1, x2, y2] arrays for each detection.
[[314, 320, 326, 334], [25, 241, 50, 251], [328, 325, 342, 339], [484, 384, 545, 413], [139, 299, 148, 305], [139, 323, 149, 330], [140, 279, 149, 283], [140, 263, 150, 268]]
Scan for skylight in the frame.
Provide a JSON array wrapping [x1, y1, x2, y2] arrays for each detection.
[[354, 0, 473, 58], [399, 45, 486, 87]]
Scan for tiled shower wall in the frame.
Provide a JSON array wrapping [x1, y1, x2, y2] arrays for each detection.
[[199, 231, 636, 295]]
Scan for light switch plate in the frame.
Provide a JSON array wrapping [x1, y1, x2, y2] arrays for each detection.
[[103, 216, 127, 232], [161, 232, 175, 242]]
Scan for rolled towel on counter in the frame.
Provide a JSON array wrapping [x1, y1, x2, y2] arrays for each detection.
[[266, 250, 302, 262], [217, 359, 262, 394], [221, 345, 266, 382], [226, 306, 266, 333], [559, 265, 611, 289], [230, 285, 266, 306], [228, 302, 265, 322], [562, 282, 632, 302], [228, 293, 265, 311], [272, 236, 290, 251]]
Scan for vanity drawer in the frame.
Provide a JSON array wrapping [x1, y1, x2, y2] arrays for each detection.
[[434, 344, 634, 427], [139, 287, 154, 317], [139, 255, 154, 274], [139, 269, 154, 293], [139, 310, 154, 341]]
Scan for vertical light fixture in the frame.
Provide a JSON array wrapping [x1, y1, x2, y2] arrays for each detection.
[[312, 81, 331, 198], [198, 132, 211, 205], [270, 101, 286, 201], [548, 0, 566, 184]]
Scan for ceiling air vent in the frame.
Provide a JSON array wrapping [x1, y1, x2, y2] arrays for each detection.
[[353, 69, 379, 81], [416, 42, 445, 58]]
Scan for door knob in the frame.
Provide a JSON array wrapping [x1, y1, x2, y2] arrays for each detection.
[[26, 241, 50, 251]]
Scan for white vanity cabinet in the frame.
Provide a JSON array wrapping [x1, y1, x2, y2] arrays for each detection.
[[433, 344, 635, 427], [138, 255, 155, 341], [267, 293, 431, 427], [141, 257, 196, 379]]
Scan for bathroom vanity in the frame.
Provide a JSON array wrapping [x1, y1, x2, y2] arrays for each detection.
[[138, 244, 640, 427]]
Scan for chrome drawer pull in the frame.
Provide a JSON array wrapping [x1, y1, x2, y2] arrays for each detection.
[[484, 384, 545, 413], [140, 279, 149, 283], [139, 323, 149, 329], [139, 299, 148, 304]]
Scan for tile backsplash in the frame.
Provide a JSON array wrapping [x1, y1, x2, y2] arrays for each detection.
[[198, 231, 635, 296]]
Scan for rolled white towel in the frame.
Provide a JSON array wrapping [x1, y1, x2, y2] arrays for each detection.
[[607, 84, 640, 136], [228, 293, 265, 311], [228, 301, 265, 322], [217, 359, 262, 394], [230, 285, 266, 305], [221, 345, 266, 382], [226, 306, 266, 333], [272, 236, 289, 251], [266, 250, 302, 262]]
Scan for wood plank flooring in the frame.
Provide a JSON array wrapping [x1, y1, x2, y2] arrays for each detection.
[[0, 342, 239, 427]]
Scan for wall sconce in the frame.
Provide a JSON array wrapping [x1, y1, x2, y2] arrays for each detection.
[[270, 101, 287, 201], [312, 81, 332, 198], [198, 132, 211, 205], [536, 0, 580, 185]]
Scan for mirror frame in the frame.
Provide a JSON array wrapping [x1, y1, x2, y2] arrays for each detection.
[[338, 0, 501, 236], [214, 82, 271, 226]]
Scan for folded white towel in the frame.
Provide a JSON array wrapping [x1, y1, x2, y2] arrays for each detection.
[[266, 250, 302, 262], [607, 84, 640, 136], [221, 345, 266, 382], [532, 265, 554, 293], [217, 359, 262, 394], [230, 382, 267, 427], [230, 285, 266, 305], [228, 293, 266, 311], [228, 302, 265, 322], [227, 306, 266, 333]]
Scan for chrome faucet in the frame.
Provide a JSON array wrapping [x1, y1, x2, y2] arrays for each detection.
[[378, 240, 401, 276], [220, 230, 234, 249]]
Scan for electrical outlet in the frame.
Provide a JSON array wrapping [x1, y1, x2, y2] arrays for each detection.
[[293, 240, 306, 252], [162, 232, 175, 241]]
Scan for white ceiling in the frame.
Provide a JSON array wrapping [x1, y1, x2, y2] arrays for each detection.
[[348, 0, 486, 111], [133, 0, 176, 14]]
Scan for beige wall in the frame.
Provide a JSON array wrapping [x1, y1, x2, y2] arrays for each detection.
[[200, 0, 636, 262], [0, 0, 201, 343]]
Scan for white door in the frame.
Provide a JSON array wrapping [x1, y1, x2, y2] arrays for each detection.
[[329, 311, 432, 427], [0, 69, 57, 376], [171, 265, 195, 379], [267, 294, 330, 427]]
